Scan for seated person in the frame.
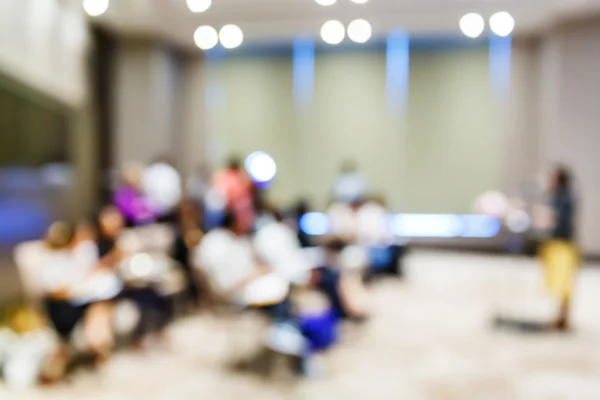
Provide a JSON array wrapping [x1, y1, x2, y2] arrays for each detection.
[[100, 207, 174, 349], [311, 239, 369, 321], [329, 196, 404, 278], [40, 222, 120, 379], [194, 212, 289, 315], [253, 208, 313, 286], [356, 196, 404, 278], [171, 200, 204, 308]]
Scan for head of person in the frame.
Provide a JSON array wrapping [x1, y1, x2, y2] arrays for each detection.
[[73, 221, 96, 244], [44, 222, 75, 250], [341, 160, 358, 175], [98, 206, 124, 239], [551, 165, 572, 193], [227, 156, 242, 172], [121, 162, 145, 189]]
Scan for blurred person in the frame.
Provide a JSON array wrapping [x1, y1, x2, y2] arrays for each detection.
[[310, 238, 369, 321], [212, 156, 255, 234], [253, 207, 313, 286], [331, 160, 367, 204], [171, 200, 204, 308], [194, 212, 290, 319], [39, 222, 119, 380], [114, 163, 157, 227], [142, 156, 182, 223], [541, 166, 578, 331], [187, 163, 211, 206], [96, 206, 126, 268], [291, 199, 312, 248], [357, 195, 405, 278]]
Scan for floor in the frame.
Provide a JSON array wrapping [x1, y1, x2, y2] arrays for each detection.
[[3, 250, 600, 400]]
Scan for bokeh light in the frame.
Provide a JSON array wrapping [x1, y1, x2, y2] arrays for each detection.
[[219, 25, 244, 49], [320, 20, 345, 45], [83, 0, 109, 17], [194, 26, 219, 50], [299, 212, 330, 236], [347, 19, 372, 43], [187, 0, 211, 13], [244, 151, 277, 183], [315, 0, 337, 6], [459, 13, 485, 38], [490, 11, 515, 37]]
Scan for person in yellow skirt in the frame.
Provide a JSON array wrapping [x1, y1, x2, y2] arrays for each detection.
[[540, 166, 577, 331]]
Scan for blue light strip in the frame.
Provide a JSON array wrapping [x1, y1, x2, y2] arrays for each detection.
[[386, 30, 410, 109], [489, 33, 512, 97], [293, 37, 315, 109], [299, 212, 502, 238]]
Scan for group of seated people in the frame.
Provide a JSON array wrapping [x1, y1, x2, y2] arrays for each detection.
[[24, 159, 405, 381]]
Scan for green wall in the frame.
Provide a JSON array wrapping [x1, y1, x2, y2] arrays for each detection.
[[206, 46, 501, 213]]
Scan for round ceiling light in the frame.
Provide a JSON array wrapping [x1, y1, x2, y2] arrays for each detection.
[[83, 0, 109, 16], [194, 26, 219, 50], [315, 0, 337, 6], [459, 13, 485, 38], [489, 11, 515, 37], [347, 19, 372, 43], [320, 20, 345, 45], [187, 0, 212, 13], [219, 24, 244, 49], [350, 0, 369, 3]]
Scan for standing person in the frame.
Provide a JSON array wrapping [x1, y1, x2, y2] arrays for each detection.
[[541, 166, 578, 331], [331, 160, 367, 204], [212, 157, 255, 234]]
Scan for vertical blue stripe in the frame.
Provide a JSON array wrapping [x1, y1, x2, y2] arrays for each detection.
[[293, 37, 315, 109], [204, 48, 226, 111], [386, 30, 410, 109], [489, 34, 512, 97]]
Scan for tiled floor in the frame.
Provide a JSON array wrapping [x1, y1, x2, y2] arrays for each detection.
[[3, 250, 600, 399]]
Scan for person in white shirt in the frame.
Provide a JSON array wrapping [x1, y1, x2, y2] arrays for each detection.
[[253, 210, 313, 286], [40, 222, 121, 378], [331, 161, 367, 204], [194, 212, 289, 312], [141, 158, 182, 220]]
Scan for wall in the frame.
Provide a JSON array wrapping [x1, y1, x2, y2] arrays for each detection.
[[537, 20, 600, 254], [112, 42, 182, 169], [0, 0, 88, 106], [205, 44, 501, 212]]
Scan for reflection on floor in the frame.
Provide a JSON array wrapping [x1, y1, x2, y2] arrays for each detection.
[[3, 250, 600, 400]]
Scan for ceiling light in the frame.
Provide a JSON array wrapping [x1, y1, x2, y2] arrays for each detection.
[[194, 26, 218, 50], [219, 24, 244, 49], [489, 11, 515, 37], [459, 13, 485, 38], [320, 20, 345, 45], [187, 0, 211, 13], [347, 19, 372, 43], [83, 0, 109, 17], [315, 0, 337, 6], [350, 0, 369, 3]]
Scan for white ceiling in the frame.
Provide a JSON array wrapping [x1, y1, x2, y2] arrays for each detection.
[[93, 0, 600, 50]]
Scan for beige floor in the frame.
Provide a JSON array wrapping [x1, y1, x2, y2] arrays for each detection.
[[3, 250, 600, 400]]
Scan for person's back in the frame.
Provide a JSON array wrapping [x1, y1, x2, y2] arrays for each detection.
[[254, 220, 312, 284]]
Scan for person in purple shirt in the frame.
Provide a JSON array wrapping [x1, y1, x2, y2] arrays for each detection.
[[113, 164, 157, 226]]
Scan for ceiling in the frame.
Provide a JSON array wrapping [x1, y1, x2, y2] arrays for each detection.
[[92, 0, 600, 50]]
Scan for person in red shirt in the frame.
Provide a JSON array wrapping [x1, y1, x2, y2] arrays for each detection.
[[212, 157, 255, 233]]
